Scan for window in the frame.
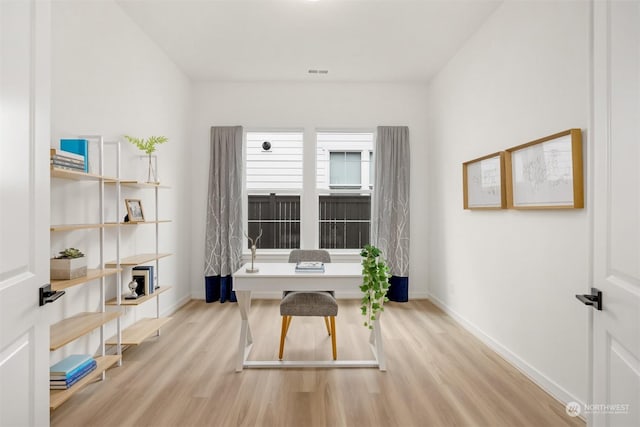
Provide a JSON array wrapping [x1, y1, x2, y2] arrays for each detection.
[[329, 152, 361, 188], [246, 131, 302, 249], [317, 132, 373, 249], [245, 130, 374, 251]]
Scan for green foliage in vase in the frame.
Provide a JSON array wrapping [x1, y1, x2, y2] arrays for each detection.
[[124, 135, 168, 154], [56, 248, 85, 259], [359, 244, 391, 329]]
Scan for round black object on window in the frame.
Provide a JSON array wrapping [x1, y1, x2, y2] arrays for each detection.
[[262, 141, 271, 151]]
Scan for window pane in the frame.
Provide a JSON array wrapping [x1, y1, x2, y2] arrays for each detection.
[[329, 152, 361, 186], [319, 195, 370, 249], [246, 131, 303, 191], [246, 131, 302, 249], [344, 152, 361, 185], [317, 132, 373, 191], [248, 194, 300, 249]]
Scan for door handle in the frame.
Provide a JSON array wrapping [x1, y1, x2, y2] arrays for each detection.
[[39, 283, 65, 306], [575, 287, 602, 311]]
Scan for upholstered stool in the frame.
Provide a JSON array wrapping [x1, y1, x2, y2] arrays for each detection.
[[278, 249, 338, 360]]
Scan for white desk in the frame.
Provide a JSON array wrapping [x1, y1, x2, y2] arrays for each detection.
[[232, 263, 386, 371]]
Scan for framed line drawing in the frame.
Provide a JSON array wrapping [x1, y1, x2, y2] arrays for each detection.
[[463, 152, 506, 209], [504, 129, 584, 209], [125, 199, 145, 222]]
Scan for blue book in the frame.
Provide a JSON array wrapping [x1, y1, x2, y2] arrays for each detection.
[[133, 265, 154, 294], [50, 360, 97, 383], [50, 358, 96, 380], [60, 139, 88, 172], [49, 354, 93, 376], [50, 362, 97, 389]]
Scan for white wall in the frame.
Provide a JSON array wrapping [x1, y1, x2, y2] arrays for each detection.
[[190, 82, 429, 299], [49, 0, 192, 361], [427, 0, 590, 405]]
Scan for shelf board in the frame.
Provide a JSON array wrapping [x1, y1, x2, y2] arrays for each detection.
[[50, 312, 121, 351], [50, 355, 120, 410], [105, 180, 170, 189], [51, 268, 121, 292], [105, 253, 171, 267], [106, 286, 171, 306], [119, 220, 172, 226], [106, 317, 172, 346], [50, 223, 120, 232], [50, 166, 117, 182]]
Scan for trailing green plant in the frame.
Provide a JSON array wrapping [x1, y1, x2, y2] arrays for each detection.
[[56, 248, 85, 259], [124, 135, 168, 154], [359, 244, 391, 329]]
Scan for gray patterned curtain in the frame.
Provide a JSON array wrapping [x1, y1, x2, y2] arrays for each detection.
[[372, 126, 410, 302], [204, 126, 243, 303]]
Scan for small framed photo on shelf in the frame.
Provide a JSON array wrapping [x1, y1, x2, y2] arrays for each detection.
[[463, 152, 506, 209], [125, 199, 145, 222], [504, 129, 584, 209]]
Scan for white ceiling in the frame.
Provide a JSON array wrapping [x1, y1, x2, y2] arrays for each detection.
[[117, 0, 501, 83]]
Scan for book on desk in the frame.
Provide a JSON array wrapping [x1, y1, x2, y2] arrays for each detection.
[[295, 261, 325, 273]]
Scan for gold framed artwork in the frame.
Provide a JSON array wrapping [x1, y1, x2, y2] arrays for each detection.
[[504, 129, 584, 209], [463, 152, 506, 210]]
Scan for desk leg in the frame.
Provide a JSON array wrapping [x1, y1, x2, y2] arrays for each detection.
[[369, 314, 386, 371], [236, 290, 253, 372]]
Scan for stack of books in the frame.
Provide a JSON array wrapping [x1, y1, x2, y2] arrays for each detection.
[[295, 261, 325, 273], [133, 265, 155, 295], [50, 148, 86, 172], [50, 354, 97, 390]]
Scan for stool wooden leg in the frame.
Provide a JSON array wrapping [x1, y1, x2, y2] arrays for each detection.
[[324, 316, 331, 335], [279, 316, 288, 360], [330, 316, 337, 360], [284, 315, 292, 336]]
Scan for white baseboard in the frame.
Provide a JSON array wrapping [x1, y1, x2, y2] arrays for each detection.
[[192, 291, 431, 300], [428, 293, 585, 411], [161, 293, 191, 317]]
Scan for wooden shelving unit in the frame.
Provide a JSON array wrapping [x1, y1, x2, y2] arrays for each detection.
[[49, 138, 172, 412], [49, 355, 121, 410], [106, 178, 173, 353], [50, 312, 121, 351], [105, 286, 170, 306], [51, 268, 121, 292], [49, 138, 124, 412], [106, 317, 172, 346], [105, 253, 171, 267]]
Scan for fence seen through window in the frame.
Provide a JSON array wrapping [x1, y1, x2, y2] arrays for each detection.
[[319, 194, 371, 249], [247, 194, 300, 249], [247, 193, 370, 249]]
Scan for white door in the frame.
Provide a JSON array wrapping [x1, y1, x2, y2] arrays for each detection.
[[589, 0, 640, 426], [0, 0, 51, 425]]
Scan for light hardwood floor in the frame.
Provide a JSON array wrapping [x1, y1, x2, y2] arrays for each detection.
[[51, 299, 585, 427]]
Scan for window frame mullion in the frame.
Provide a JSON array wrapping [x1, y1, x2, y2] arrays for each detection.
[[301, 126, 317, 249]]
